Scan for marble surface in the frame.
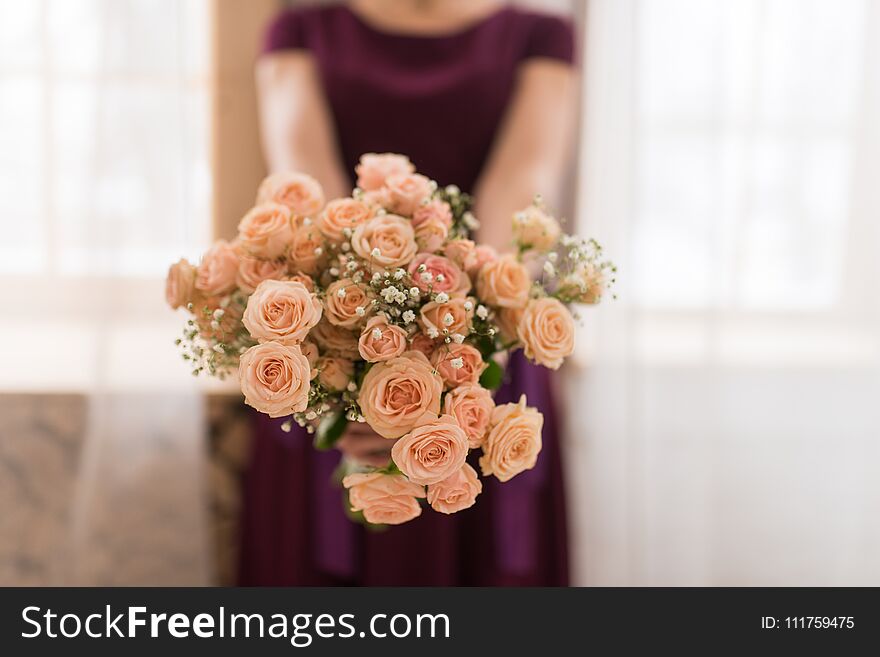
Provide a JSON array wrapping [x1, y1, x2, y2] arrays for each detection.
[[0, 392, 248, 586]]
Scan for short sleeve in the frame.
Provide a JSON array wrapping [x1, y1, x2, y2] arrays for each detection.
[[261, 9, 308, 55], [523, 14, 575, 65]]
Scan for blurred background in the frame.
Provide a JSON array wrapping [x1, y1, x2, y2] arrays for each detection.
[[1, 0, 878, 585]]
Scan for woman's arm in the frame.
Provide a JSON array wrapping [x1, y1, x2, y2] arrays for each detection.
[[472, 60, 577, 253], [255, 52, 350, 199]]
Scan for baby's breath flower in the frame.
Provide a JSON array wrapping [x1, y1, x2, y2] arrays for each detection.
[[372, 327, 383, 340], [372, 272, 382, 283], [337, 287, 347, 298], [329, 267, 340, 277], [212, 344, 225, 354], [450, 357, 464, 369], [409, 287, 420, 298], [462, 212, 480, 230], [393, 269, 405, 280], [402, 310, 415, 324], [303, 217, 312, 226], [212, 308, 225, 320], [341, 242, 351, 252], [346, 381, 357, 392], [314, 247, 323, 256], [476, 305, 488, 320], [452, 333, 465, 344], [442, 313, 454, 326], [420, 272, 433, 283], [435, 292, 449, 303], [281, 420, 292, 433], [417, 264, 427, 273], [305, 410, 317, 421], [435, 273, 445, 283], [463, 300, 473, 311], [371, 247, 381, 258], [427, 327, 440, 339], [548, 252, 559, 263], [543, 261, 556, 276], [355, 306, 366, 316]]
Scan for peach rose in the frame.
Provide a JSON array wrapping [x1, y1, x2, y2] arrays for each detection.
[[409, 332, 439, 358], [286, 270, 315, 292], [256, 171, 324, 218], [427, 463, 482, 514], [385, 172, 433, 216], [412, 198, 452, 229], [317, 356, 354, 391], [495, 306, 525, 346], [236, 256, 288, 294], [408, 253, 471, 297], [324, 278, 371, 329], [518, 297, 574, 370], [242, 279, 323, 345], [310, 319, 361, 359], [239, 342, 311, 417], [420, 297, 473, 337], [195, 240, 239, 296], [390, 414, 469, 486], [319, 198, 374, 243], [431, 343, 487, 388], [469, 244, 498, 275], [342, 472, 425, 525], [443, 239, 477, 272], [237, 203, 294, 259], [287, 222, 325, 275], [444, 384, 495, 448], [414, 216, 449, 253], [476, 254, 531, 309], [165, 258, 197, 309], [512, 205, 561, 251], [301, 339, 319, 378], [480, 394, 543, 482], [358, 351, 443, 439], [361, 187, 393, 211], [351, 214, 418, 271], [355, 153, 415, 191], [358, 315, 408, 362]]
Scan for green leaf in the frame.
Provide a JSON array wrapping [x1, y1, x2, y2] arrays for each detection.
[[314, 411, 348, 450], [479, 359, 505, 390]]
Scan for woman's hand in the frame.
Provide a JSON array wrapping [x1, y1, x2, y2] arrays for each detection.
[[336, 422, 394, 468]]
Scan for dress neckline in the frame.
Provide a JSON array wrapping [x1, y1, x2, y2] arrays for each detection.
[[341, 4, 511, 41]]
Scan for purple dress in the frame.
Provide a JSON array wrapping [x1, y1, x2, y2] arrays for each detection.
[[238, 3, 573, 586]]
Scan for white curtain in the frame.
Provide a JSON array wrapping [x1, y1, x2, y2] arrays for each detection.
[[569, 0, 880, 585], [0, 0, 212, 584]]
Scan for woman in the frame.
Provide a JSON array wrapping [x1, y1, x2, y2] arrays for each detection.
[[239, 0, 577, 585]]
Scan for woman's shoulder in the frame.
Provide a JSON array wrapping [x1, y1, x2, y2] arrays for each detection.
[[261, 3, 349, 55], [502, 6, 576, 65]]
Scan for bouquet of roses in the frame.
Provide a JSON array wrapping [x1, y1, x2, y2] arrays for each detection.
[[166, 153, 614, 525]]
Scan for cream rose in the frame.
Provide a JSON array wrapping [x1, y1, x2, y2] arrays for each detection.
[[358, 315, 408, 362], [319, 198, 374, 243], [342, 472, 425, 525], [351, 214, 418, 271], [256, 171, 324, 218], [420, 297, 473, 337], [517, 297, 574, 370], [287, 223, 325, 275], [408, 253, 471, 297], [242, 279, 323, 345], [512, 205, 561, 251], [390, 414, 469, 486], [236, 256, 288, 294], [310, 319, 361, 359], [195, 240, 239, 296], [237, 203, 294, 259], [479, 395, 543, 481], [412, 198, 452, 229], [476, 254, 531, 309], [385, 172, 433, 216], [355, 153, 415, 191], [414, 216, 449, 253], [239, 342, 311, 417], [358, 351, 443, 439], [444, 384, 495, 448], [431, 343, 486, 388], [165, 258, 197, 309], [317, 356, 354, 391], [427, 464, 482, 514], [324, 278, 372, 329]]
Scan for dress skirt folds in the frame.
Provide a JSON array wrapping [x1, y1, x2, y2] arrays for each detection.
[[237, 3, 575, 586]]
